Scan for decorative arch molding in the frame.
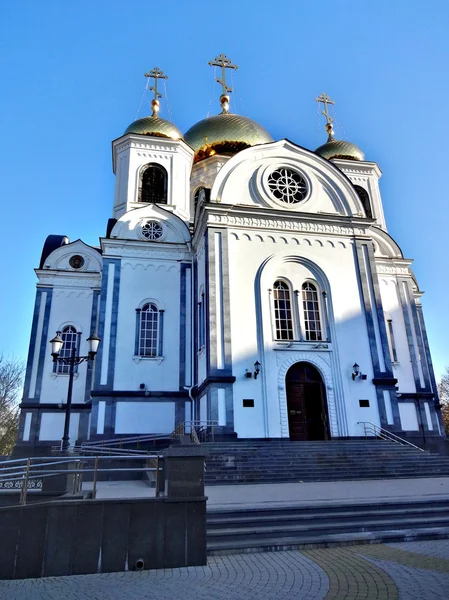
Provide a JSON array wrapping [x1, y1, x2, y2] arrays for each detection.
[[277, 353, 339, 438], [254, 253, 349, 438]]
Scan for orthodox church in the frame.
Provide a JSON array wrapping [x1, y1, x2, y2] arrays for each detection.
[[15, 55, 446, 454]]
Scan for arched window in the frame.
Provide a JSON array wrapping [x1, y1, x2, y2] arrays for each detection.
[[273, 280, 294, 340], [354, 185, 372, 219], [139, 163, 168, 204], [136, 303, 164, 357], [56, 326, 79, 374], [302, 282, 322, 341]]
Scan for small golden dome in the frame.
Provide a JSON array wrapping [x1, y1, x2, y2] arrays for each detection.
[[124, 115, 183, 140], [315, 138, 365, 161], [184, 113, 273, 162]]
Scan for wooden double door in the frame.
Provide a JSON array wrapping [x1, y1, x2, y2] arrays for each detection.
[[286, 362, 330, 441]]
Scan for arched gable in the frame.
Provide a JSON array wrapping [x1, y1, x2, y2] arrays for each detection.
[[210, 139, 366, 218], [110, 204, 191, 244], [42, 239, 102, 272]]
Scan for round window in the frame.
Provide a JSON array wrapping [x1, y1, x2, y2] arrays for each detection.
[[141, 220, 163, 241], [267, 168, 308, 204], [69, 255, 85, 269]]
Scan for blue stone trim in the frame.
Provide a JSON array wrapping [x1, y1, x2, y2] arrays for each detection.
[[179, 263, 188, 391], [84, 290, 101, 403], [407, 282, 431, 391], [366, 244, 394, 376], [104, 398, 115, 436], [158, 310, 165, 358], [193, 257, 199, 388], [22, 289, 43, 400], [206, 228, 233, 378], [220, 229, 233, 372], [134, 309, 141, 356], [34, 289, 53, 401], [354, 242, 381, 376], [416, 304, 442, 432], [398, 278, 422, 391], [354, 242, 391, 428], [94, 258, 121, 390], [204, 234, 211, 375], [90, 398, 99, 438]]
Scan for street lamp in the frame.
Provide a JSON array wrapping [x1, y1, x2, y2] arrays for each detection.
[[49, 331, 101, 452]]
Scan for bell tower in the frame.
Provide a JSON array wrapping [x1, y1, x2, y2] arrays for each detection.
[[112, 67, 194, 222]]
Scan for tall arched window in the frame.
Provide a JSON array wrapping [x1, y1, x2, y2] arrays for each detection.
[[56, 326, 79, 374], [354, 185, 372, 218], [273, 280, 294, 340], [139, 163, 168, 204], [302, 282, 322, 341], [136, 303, 164, 357]]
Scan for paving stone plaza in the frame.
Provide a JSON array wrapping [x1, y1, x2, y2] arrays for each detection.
[[1, 540, 448, 599]]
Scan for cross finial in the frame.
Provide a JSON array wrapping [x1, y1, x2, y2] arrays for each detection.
[[315, 93, 336, 140], [144, 67, 168, 116], [208, 53, 238, 113]]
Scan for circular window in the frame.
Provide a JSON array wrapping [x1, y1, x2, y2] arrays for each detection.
[[69, 255, 85, 269], [141, 220, 163, 241], [267, 168, 308, 204]]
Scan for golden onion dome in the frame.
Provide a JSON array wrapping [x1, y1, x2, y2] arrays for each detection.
[[184, 112, 273, 162], [315, 122, 364, 161], [315, 139, 365, 161], [124, 115, 183, 140]]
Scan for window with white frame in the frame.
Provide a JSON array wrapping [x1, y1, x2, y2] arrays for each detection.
[[302, 282, 322, 341], [56, 326, 79, 374], [137, 303, 163, 357], [273, 280, 294, 340]]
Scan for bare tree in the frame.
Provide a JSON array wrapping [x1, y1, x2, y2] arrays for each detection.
[[0, 356, 24, 455], [438, 367, 449, 434]]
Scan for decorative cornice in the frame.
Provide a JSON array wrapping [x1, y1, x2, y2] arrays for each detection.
[[207, 213, 363, 236]]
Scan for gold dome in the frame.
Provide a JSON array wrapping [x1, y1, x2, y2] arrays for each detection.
[[184, 113, 273, 162], [315, 138, 365, 161], [124, 115, 183, 140]]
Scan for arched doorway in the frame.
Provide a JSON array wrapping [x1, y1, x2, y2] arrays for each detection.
[[286, 362, 330, 441]]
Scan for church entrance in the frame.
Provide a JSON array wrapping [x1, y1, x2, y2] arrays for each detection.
[[286, 362, 329, 441]]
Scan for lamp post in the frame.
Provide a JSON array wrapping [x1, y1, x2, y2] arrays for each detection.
[[50, 331, 100, 452]]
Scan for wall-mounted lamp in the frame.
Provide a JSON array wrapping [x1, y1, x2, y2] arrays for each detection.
[[245, 361, 262, 380], [352, 362, 367, 381]]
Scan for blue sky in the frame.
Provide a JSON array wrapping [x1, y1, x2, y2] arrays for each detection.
[[1, 1, 448, 379]]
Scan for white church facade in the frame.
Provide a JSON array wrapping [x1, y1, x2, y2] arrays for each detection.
[[15, 58, 446, 454]]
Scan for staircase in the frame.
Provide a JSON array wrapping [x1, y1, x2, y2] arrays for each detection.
[[207, 499, 449, 554], [203, 439, 449, 484]]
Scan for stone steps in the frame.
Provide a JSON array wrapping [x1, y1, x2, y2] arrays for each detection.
[[203, 439, 449, 484], [207, 499, 449, 553]]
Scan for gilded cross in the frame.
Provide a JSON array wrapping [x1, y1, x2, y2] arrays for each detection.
[[144, 67, 168, 101], [208, 53, 238, 95], [315, 93, 335, 125]]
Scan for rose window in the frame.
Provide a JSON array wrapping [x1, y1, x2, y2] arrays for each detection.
[[267, 168, 308, 204], [141, 220, 163, 241]]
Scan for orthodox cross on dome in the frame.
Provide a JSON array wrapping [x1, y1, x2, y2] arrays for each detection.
[[208, 53, 238, 113], [144, 67, 168, 116], [315, 92, 336, 140]]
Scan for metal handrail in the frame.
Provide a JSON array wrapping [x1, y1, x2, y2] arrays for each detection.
[[80, 420, 220, 450], [0, 454, 164, 505], [81, 431, 171, 448], [357, 421, 425, 452]]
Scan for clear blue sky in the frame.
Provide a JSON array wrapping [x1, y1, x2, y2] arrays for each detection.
[[1, 1, 448, 379]]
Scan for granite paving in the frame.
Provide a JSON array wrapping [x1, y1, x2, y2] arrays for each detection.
[[1, 540, 449, 599]]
